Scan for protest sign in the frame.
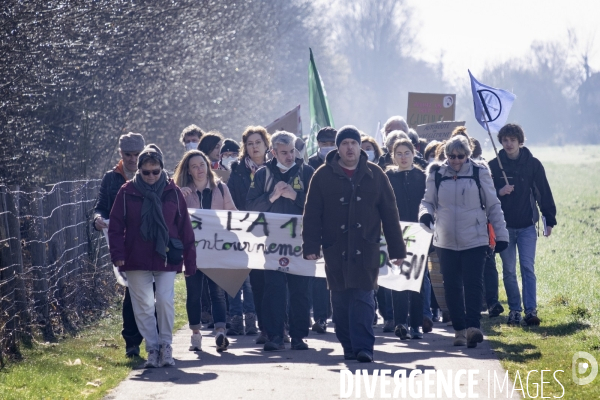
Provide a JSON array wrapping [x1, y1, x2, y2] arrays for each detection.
[[415, 121, 466, 141], [407, 92, 456, 128], [189, 209, 432, 293], [265, 104, 302, 136]]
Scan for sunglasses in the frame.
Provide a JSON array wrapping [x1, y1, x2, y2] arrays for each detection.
[[447, 154, 466, 160], [141, 169, 161, 176]]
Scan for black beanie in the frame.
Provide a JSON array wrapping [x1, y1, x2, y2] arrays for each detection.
[[220, 138, 240, 154], [335, 125, 361, 147], [137, 144, 164, 169]]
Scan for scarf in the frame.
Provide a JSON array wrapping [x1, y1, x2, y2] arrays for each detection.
[[245, 156, 264, 179], [132, 171, 169, 261]]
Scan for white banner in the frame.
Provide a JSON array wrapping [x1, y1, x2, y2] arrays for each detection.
[[191, 209, 432, 293]]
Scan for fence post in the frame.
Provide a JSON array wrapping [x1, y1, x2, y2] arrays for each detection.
[[0, 185, 14, 365]]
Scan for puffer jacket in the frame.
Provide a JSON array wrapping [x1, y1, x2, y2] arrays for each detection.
[[419, 159, 509, 251], [302, 150, 406, 291]]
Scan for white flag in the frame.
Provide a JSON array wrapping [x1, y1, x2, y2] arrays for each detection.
[[469, 70, 516, 133]]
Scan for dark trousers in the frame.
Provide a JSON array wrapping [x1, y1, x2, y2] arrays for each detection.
[[392, 286, 424, 329], [263, 270, 310, 340], [331, 288, 376, 357], [483, 248, 499, 308], [185, 271, 227, 330], [250, 270, 265, 331], [376, 286, 394, 320], [437, 246, 488, 331], [122, 287, 144, 349], [309, 277, 331, 321]]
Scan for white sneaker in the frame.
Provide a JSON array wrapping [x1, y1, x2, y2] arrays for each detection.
[[144, 350, 159, 368], [189, 332, 202, 351], [159, 344, 175, 367]]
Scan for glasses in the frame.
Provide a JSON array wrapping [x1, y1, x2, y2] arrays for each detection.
[[141, 169, 161, 176], [447, 154, 466, 160]]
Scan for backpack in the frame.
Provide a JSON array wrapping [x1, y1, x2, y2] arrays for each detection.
[[434, 163, 496, 247]]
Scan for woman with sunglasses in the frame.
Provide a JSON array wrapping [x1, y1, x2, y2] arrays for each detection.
[[109, 144, 197, 368], [173, 150, 237, 353], [419, 135, 508, 348]]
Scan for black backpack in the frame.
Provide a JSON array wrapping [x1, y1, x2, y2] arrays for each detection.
[[434, 164, 485, 210]]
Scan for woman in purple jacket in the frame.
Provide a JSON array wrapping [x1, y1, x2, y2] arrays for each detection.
[[109, 145, 196, 368]]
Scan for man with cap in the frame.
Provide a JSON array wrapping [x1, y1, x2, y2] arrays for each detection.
[[302, 125, 406, 363], [93, 132, 146, 358], [218, 138, 240, 171], [308, 127, 337, 170]]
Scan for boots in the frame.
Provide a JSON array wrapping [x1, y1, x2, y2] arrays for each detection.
[[245, 313, 258, 335], [466, 327, 484, 348], [453, 329, 467, 346], [227, 315, 244, 336]]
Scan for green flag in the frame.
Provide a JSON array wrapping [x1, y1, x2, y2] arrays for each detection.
[[308, 48, 334, 157]]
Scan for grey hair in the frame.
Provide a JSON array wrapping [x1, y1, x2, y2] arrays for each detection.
[[407, 128, 419, 146], [382, 116, 409, 134], [385, 130, 410, 151], [271, 130, 296, 150], [444, 135, 472, 158]]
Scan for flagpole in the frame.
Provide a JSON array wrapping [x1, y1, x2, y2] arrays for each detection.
[[481, 110, 510, 186]]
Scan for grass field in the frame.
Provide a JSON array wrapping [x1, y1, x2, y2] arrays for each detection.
[[0, 145, 598, 399]]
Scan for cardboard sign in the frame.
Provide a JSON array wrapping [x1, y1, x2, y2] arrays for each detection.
[[407, 92, 456, 128], [415, 121, 466, 141], [266, 105, 302, 136]]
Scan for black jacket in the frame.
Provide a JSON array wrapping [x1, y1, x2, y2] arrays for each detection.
[[386, 167, 426, 223], [488, 147, 557, 229], [94, 167, 127, 228], [227, 160, 253, 211], [378, 152, 393, 169], [246, 158, 314, 215], [308, 154, 325, 170]]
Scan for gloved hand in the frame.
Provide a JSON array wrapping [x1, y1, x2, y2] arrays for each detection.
[[494, 241, 508, 253], [419, 214, 435, 232]]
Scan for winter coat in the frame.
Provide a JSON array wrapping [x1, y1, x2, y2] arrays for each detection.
[[227, 160, 253, 211], [419, 159, 509, 251], [308, 154, 325, 170], [378, 152, 393, 169], [386, 167, 426, 223], [302, 150, 406, 291], [108, 179, 196, 276], [246, 158, 314, 216], [488, 147, 557, 229], [183, 180, 236, 210], [94, 161, 128, 226]]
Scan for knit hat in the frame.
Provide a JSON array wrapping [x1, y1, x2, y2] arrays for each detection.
[[317, 127, 337, 143], [335, 125, 361, 147], [137, 144, 164, 169], [220, 138, 240, 154], [119, 132, 145, 152]]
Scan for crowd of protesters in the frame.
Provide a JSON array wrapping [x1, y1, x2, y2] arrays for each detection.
[[93, 116, 556, 367]]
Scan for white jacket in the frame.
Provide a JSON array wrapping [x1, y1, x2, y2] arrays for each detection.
[[419, 160, 509, 251]]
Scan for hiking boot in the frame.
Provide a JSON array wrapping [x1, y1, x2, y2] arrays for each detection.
[[422, 316, 434, 333], [215, 331, 229, 352], [189, 332, 202, 351], [356, 350, 373, 363], [144, 350, 159, 368], [291, 338, 309, 350], [466, 327, 484, 348], [524, 311, 541, 326], [394, 324, 410, 340], [227, 315, 244, 336], [245, 313, 258, 335], [507, 310, 522, 326], [256, 330, 268, 344], [453, 329, 467, 346], [488, 302, 505, 318], [410, 327, 423, 339], [125, 345, 140, 358], [264, 336, 285, 351], [383, 319, 395, 332], [159, 344, 175, 367], [312, 319, 327, 334]]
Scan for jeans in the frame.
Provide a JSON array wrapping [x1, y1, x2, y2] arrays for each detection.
[[228, 276, 256, 316], [262, 270, 311, 340], [122, 287, 144, 349], [499, 225, 537, 314], [331, 288, 376, 357], [421, 269, 434, 319], [483, 248, 500, 308], [376, 287, 394, 321], [186, 271, 227, 330], [437, 246, 488, 331], [127, 270, 176, 353], [249, 270, 265, 330], [309, 277, 331, 321]]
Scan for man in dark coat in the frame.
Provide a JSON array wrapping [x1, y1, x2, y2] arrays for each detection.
[[246, 131, 315, 351], [93, 132, 146, 358], [308, 127, 336, 170], [302, 125, 406, 362]]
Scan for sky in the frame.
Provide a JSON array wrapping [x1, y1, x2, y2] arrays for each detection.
[[406, 0, 599, 87]]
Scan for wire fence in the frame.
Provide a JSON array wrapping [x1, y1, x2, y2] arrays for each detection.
[[0, 180, 117, 367]]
